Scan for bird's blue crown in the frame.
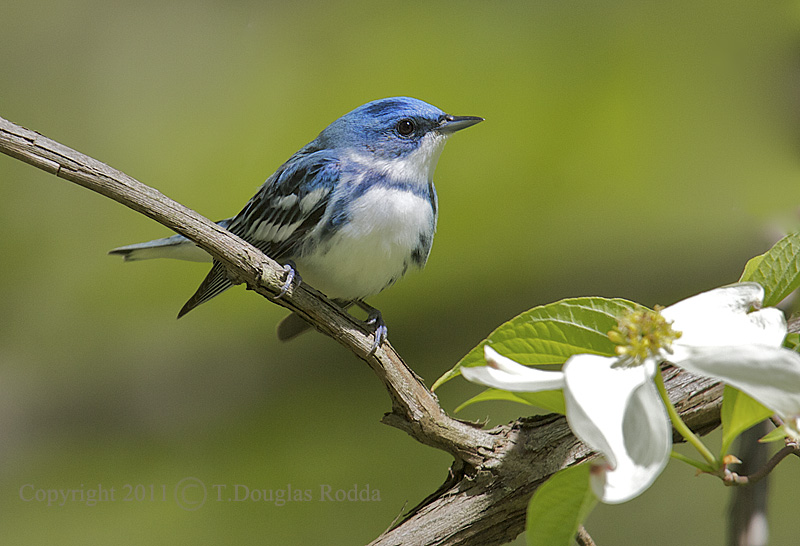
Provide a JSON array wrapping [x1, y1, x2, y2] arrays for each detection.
[[316, 97, 448, 159]]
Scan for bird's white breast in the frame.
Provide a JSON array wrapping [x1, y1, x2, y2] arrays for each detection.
[[295, 186, 435, 301]]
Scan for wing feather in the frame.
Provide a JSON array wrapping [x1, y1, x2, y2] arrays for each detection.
[[178, 150, 338, 317]]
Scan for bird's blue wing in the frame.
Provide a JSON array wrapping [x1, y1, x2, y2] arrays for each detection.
[[230, 150, 339, 259], [178, 151, 339, 317]]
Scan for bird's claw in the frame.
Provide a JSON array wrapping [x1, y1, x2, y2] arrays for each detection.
[[272, 262, 300, 300], [353, 301, 388, 355], [365, 308, 387, 355]]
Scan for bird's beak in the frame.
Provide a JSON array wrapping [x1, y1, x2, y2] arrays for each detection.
[[438, 115, 484, 134]]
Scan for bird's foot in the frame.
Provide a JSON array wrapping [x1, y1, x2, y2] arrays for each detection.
[[272, 261, 301, 300], [355, 301, 387, 355]]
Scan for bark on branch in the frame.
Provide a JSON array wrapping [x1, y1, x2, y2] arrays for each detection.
[[0, 115, 726, 546]]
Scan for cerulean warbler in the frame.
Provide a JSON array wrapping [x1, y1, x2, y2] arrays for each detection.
[[110, 97, 482, 350]]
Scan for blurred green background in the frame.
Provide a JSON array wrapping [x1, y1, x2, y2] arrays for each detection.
[[3, 1, 800, 544]]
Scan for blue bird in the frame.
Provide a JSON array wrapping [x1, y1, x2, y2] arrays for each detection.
[[110, 97, 482, 351]]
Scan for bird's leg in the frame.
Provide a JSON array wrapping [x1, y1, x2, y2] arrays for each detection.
[[272, 261, 301, 300], [354, 300, 388, 355]]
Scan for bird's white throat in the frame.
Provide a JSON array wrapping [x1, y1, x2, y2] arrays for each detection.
[[350, 132, 449, 185]]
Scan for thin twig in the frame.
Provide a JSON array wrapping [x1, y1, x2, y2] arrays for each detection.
[[724, 444, 800, 486]]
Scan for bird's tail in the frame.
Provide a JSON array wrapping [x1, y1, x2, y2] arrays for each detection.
[[177, 261, 233, 318], [109, 219, 233, 263]]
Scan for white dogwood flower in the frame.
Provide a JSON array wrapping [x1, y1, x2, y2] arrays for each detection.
[[462, 283, 800, 503]]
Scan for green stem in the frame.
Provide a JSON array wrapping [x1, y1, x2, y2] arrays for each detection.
[[655, 368, 719, 467], [669, 451, 716, 473]]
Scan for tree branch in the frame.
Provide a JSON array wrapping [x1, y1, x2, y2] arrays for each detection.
[[0, 115, 726, 546], [576, 525, 598, 546]]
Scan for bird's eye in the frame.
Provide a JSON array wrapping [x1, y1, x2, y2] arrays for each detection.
[[396, 119, 416, 137]]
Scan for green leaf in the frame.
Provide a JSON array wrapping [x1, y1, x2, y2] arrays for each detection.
[[784, 332, 800, 352], [739, 254, 764, 284], [455, 388, 566, 414], [526, 464, 598, 546], [759, 426, 788, 443], [433, 297, 646, 390], [739, 231, 800, 307], [721, 385, 773, 456]]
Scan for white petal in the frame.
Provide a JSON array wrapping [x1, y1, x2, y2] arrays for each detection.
[[563, 355, 671, 504], [784, 417, 800, 440], [662, 283, 786, 351], [483, 346, 537, 375], [460, 347, 566, 392], [662, 283, 764, 318], [676, 345, 800, 436]]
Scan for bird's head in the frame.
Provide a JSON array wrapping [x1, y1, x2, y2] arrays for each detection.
[[317, 97, 483, 179]]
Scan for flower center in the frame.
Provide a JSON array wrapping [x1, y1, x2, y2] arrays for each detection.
[[608, 306, 682, 367]]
